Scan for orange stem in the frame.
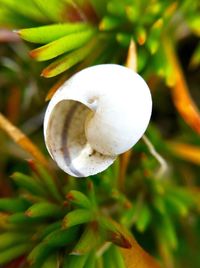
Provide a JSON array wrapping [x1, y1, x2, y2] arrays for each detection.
[[0, 113, 48, 167]]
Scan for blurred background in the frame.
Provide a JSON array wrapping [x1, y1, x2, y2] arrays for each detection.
[[0, 1, 200, 268]]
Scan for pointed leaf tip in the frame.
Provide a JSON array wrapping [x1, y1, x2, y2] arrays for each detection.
[[29, 29, 95, 61]]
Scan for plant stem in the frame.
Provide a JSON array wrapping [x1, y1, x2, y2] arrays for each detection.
[[0, 113, 48, 167], [142, 135, 168, 178]]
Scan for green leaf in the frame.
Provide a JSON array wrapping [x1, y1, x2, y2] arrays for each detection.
[[103, 246, 115, 268], [11, 172, 47, 196], [63, 209, 93, 228], [66, 190, 92, 209], [28, 242, 52, 266], [146, 19, 163, 54], [121, 206, 136, 227], [32, 162, 62, 201], [157, 215, 178, 249], [33, 0, 66, 22], [0, 197, 31, 213], [87, 180, 97, 208], [41, 253, 59, 268], [0, 232, 30, 250], [0, 0, 45, 22], [19, 23, 90, 44], [190, 42, 200, 68], [84, 251, 96, 268], [188, 15, 200, 36], [71, 225, 98, 255], [116, 33, 131, 47], [92, 41, 117, 65], [29, 227, 78, 266], [103, 245, 126, 268], [0, 8, 37, 27], [152, 195, 166, 215], [135, 26, 147, 45], [99, 16, 122, 31], [110, 246, 126, 268], [164, 194, 188, 216], [30, 28, 95, 61], [39, 221, 62, 240], [67, 254, 89, 268], [107, 1, 126, 18], [135, 204, 152, 233], [63, 255, 70, 268], [8, 212, 43, 224], [44, 226, 78, 247], [0, 243, 31, 265], [89, 0, 107, 17], [168, 188, 195, 208], [126, 5, 140, 23], [26, 202, 64, 219], [137, 47, 149, 72], [99, 217, 132, 249], [41, 38, 96, 77]]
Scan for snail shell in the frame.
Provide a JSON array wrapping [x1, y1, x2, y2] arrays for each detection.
[[44, 64, 152, 177]]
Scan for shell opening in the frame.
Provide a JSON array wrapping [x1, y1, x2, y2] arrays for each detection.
[[46, 99, 115, 177]]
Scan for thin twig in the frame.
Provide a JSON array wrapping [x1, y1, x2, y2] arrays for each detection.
[[96, 242, 111, 257], [125, 39, 137, 71], [168, 141, 200, 165], [163, 36, 200, 134], [0, 113, 48, 167], [142, 135, 168, 178], [70, 0, 88, 22], [118, 150, 132, 191]]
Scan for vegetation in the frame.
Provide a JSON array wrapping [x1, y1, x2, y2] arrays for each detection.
[[0, 0, 200, 267]]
